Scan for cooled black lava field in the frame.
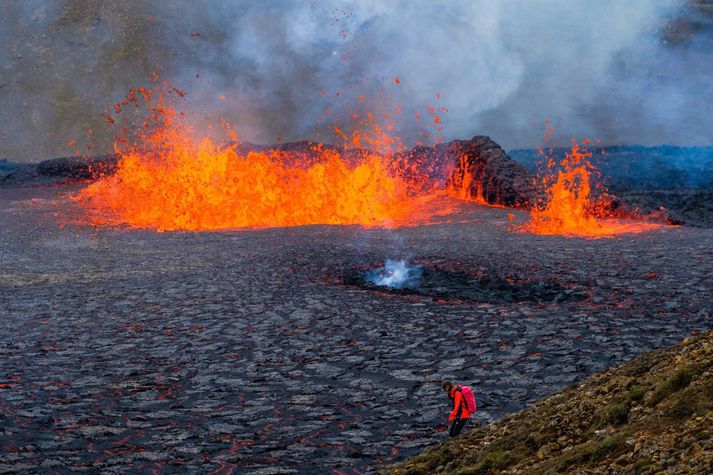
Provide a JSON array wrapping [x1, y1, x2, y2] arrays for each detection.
[[1, 186, 711, 474]]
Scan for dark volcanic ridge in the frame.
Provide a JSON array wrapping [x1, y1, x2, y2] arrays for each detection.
[[2, 137, 713, 227], [616, 189, 713, 229], [511, 145, 713, 228], [345, 265, 588, 304], [0, 154, 118, 187], [510, 145, 713, 191]]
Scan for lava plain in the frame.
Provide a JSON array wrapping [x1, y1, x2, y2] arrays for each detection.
[[0, 186, 711, 474]]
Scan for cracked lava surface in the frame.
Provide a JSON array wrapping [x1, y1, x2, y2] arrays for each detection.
[[0, 186, 711, 473]]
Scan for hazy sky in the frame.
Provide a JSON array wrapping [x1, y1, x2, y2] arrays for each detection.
[[1, 0, 711, 162]]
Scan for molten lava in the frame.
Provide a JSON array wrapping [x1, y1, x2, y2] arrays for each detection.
[[76, 126, 435, 231], [74, 87, 665, 235], [74, 84, 479, 231], [445, 154, 487, 204], [522, 144, 663, 237]]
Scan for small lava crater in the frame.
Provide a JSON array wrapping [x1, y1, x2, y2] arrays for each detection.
[[346, 265, 588, 304]]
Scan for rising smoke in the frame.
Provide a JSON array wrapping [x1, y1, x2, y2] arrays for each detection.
[[0, 0, 711, 162]]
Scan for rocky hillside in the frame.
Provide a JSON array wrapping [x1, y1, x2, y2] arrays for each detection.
[[388, 332, 712, 474]]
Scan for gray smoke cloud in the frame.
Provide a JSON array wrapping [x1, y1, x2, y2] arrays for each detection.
[[0, 0, 711, 162]]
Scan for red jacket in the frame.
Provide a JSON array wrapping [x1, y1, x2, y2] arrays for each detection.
[[449, 387, 471, 421]]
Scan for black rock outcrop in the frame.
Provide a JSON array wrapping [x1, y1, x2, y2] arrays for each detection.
[[439, 136, 534, 207], [1, 155, 117, 186]]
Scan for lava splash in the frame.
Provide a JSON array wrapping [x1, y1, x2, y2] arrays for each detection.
[[75, 122, 444, 232], [521, 144, 664, 237]]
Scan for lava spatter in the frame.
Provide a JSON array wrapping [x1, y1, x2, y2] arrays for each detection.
[[521, 143, 664, 237], [75, 90, 442, 232]]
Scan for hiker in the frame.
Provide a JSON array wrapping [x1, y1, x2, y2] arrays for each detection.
[[442, 380, 476, 437]]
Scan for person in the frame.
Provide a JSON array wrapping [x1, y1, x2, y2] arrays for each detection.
[[443, 380, 470, 437]]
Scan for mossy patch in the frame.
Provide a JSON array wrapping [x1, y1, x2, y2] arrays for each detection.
[[453, 450, 513, 475], [593, 403, 630, 427], [591, 384, 645, 429], [648, 367, 696, 407], [551, 434, 625, 472], [633, 456, 654, 474], [590, 434, 625, 463], [623, 385, 645, 403]]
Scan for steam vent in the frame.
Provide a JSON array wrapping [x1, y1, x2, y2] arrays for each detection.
[[1, 1, 711, 474]]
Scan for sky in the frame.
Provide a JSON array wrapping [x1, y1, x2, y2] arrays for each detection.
[[0, 0, 711, 162]]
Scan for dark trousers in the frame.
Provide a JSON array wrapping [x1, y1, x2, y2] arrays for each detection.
[[449, 418, 468, 437]]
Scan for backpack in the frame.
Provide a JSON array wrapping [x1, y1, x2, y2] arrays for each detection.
[[459, 385, 477, 413]]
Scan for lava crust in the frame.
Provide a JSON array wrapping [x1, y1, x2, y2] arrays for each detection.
[[346, 267, 588, 304], [0, 186, 710, 473]]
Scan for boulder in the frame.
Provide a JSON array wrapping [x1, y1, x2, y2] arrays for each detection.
[[438, 136, 535, 207], [389, 135, 535, 207]]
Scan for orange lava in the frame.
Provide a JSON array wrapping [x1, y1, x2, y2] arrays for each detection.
[[74, 93, 458, 232], [521, 144, 663, 237], [75, 135, 439, 232], [445, 154, 487, 204]]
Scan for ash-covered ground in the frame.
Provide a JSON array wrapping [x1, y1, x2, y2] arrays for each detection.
[[0, 186, 711, 474]]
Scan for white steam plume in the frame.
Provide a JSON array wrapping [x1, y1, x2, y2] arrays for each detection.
[[0, 0, 710, 162]]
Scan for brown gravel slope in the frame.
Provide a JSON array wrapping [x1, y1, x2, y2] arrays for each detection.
[[388, 331, 712, 474]]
